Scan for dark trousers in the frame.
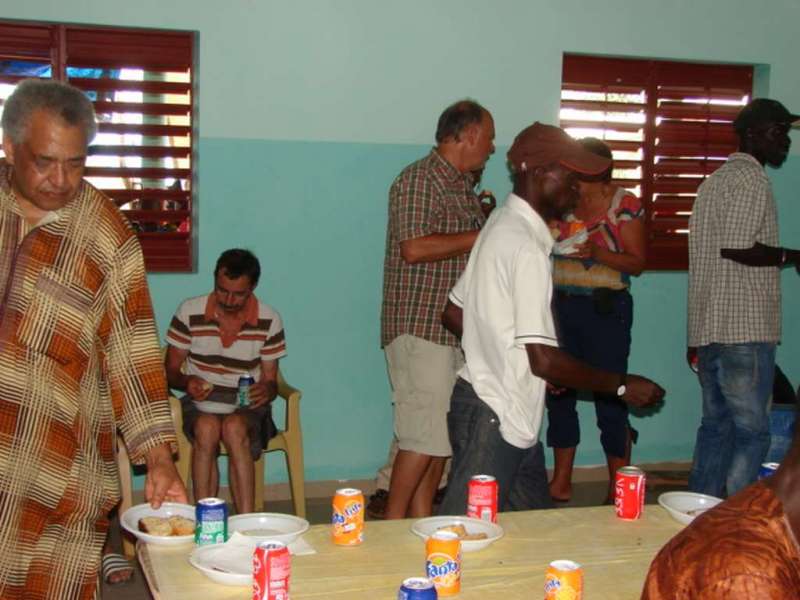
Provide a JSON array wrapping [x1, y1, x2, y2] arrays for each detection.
[[545, 290, 634, 458], [438, 378, 553, 515]]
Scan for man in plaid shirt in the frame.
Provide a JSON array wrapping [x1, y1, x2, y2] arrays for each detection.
[[688, 98, 800, 498], [380, 100, 495, 519]]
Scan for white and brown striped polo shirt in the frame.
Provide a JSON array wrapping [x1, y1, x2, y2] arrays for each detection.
[[166, 293, 287, 391]]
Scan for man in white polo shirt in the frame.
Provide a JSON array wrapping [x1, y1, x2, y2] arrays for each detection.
[[438, 123, 665, 513]]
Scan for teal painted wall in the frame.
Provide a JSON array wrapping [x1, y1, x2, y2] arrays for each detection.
[[2, 1, 800, 487]]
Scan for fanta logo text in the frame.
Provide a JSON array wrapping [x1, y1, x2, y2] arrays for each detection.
[[343, 502, 362, 517], [331, 512, 345, 525], [427, 560, 459, 579], [544, 578, 562, 592]]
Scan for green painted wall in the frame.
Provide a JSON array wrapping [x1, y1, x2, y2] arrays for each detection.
[[2, 1, 800, 487]]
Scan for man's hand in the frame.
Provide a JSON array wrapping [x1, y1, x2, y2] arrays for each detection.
[[247, 379, 277, 409], [622, 375, 665, 408], [144, 444, 189, 509], [186, 375, 213, 400], [478, 190, 496, 219], [686, 347, 698, 373], [570, 241, 599, 260]]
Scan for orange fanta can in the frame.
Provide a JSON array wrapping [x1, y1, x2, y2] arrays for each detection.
[[331, 488, 364, 546], [544, 560, 584, 600], [425, 531, 461, 596]]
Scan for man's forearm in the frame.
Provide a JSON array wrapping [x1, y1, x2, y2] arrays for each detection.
[[720, 242, 800, 267], [526, 343, 621, 393], [442, 301, 464, 339], [144, 442, 175, 468], [166, 369, 189, 391], [400, 231, 479, 264]]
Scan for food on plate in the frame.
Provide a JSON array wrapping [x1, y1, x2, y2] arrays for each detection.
[[437, 523, 488, 541], [138, 515, 195, 536], [169, 515, 196, 536]]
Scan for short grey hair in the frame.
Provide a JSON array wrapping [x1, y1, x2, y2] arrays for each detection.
[[1, 79, 97, 145]]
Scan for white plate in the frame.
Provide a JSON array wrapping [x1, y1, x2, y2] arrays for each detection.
[[189, 539, 251, 586], [411, 516, 504, 552], [120, 502, 195, 546], [228, 513, 310, 544], [658, 491, 723, 526]]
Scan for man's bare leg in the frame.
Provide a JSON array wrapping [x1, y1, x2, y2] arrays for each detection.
[[384, 449, 433, 519], [222, 414, 255, 514], [192, 414, 222, 500], [409, 455, 446, 517]]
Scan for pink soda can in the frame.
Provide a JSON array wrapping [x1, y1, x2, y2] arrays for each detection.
[[253, 540, 291, 600]]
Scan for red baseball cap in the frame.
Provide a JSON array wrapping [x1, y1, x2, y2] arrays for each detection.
[[507, 122, 611, 175]]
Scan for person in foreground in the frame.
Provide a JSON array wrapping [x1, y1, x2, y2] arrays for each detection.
[[687, 98, 800, 498], [165, 249, 286, 513], [381, 99, 494, 519], [0, 79, 187, 599], [437, 122, 665, 514], [546, 137, 647, 504], [641, 421, 800, 599]]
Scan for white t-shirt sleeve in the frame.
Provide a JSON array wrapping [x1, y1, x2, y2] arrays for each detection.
[[512, 247, 558, 347]]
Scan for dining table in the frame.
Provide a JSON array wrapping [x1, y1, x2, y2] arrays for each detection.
[[137, 504, 683, 599]]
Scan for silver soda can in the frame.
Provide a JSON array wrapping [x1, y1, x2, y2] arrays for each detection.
[[238, 375, 255, 407]]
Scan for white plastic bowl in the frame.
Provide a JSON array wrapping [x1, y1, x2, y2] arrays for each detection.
[[189, 540, 252, 586], [228, 512, 309, 544], [658, 491, 723, 526], [120, 502, 195, 546], [411, 516, 504, 552]]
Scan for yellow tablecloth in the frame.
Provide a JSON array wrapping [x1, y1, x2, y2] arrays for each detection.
[[138, 505, 682, 599]]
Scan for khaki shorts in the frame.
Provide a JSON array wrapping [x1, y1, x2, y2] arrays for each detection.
[[385, 334, 463, 457]]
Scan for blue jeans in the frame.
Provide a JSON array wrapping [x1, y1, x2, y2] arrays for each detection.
[[546, 290, 634, 457], [437, 379, 553, 515], [688, 343, 775, 497]]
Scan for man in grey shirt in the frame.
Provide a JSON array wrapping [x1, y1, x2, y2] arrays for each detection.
[[687, 98, 800, 497]]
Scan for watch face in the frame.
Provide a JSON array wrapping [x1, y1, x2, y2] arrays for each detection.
[[617, 385, 627, 397]]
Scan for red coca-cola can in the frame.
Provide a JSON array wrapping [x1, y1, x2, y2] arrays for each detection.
[[614, 466, 646, 520], [252, 540, 291, 600], [467, 474, 498, 523]]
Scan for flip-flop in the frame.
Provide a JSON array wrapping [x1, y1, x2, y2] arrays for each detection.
[[102, 552, 134, 585]]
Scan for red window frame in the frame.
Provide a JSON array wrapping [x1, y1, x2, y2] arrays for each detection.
[[0, 20, 195, 272]]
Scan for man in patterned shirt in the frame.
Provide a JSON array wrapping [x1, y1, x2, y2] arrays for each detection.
[[0, 79, 187, 599], [642, 419, 800, 599], [381, 100, 494, 519], [688, 98, 800, 498], [165, 249, 287, 514]]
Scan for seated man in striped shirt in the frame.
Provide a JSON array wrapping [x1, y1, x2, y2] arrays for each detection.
[[165, 248, 287, 513]]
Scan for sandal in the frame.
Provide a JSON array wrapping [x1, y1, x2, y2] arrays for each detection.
[[102, 552, 134, 585]]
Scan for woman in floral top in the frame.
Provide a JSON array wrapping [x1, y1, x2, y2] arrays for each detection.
[[546, 137, 647, 503]]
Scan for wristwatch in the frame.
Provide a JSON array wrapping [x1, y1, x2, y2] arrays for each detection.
[[616, 373, 627, 397]]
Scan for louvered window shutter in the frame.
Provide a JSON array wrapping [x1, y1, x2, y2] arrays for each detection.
[[0, 21, 194, 272], [561, 55, 752, 270]]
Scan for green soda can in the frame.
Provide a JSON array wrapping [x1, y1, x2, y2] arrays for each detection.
[[195, 497, 228, 545]]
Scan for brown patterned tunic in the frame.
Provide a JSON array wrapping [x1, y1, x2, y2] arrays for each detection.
[[642, 481, 800, 599], [0, 162, 177, 599]]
